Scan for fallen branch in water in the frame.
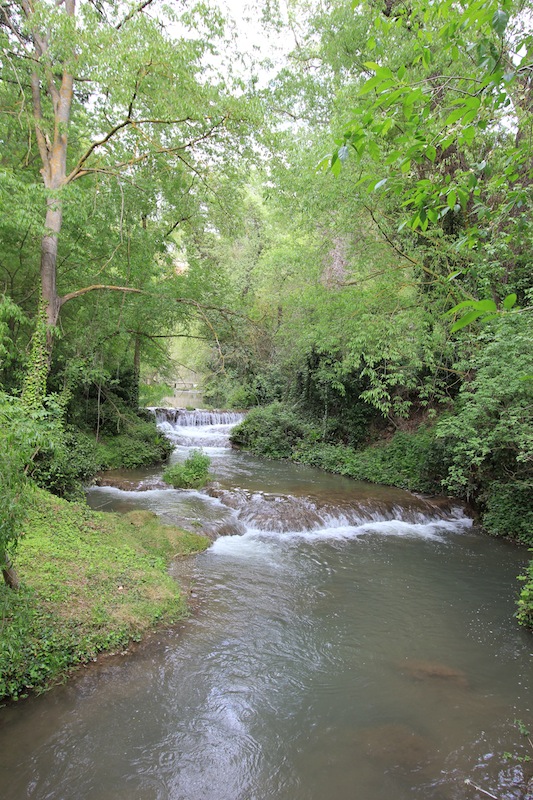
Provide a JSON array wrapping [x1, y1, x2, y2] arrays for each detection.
[[464, 778, 499, 799]]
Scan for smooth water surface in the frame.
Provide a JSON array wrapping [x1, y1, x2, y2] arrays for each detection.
[[1, 411, 532, 800]]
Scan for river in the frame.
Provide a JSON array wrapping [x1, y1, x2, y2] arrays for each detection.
[[0, 410, 532, 800]]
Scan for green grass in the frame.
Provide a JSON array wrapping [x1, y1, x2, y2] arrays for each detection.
[[0, 489, 210, 701]]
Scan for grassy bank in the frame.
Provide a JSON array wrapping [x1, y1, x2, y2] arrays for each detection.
[[0, 489, 210, 702]]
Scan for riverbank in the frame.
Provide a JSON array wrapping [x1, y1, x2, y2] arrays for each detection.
[[0, 488, 210, 702]]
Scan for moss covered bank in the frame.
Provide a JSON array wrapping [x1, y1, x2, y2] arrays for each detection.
[[0, 489, 209, 702]]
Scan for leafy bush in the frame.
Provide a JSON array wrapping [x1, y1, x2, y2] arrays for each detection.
[[97, 419, 173, 470], [226, 384, 258, 409], [482, 481, 533, 546], [436, 313, 533, 500], [0, 393, 48, 579], [162, 450, 211, 489], [29, 429, 104, 500], [230, 402, 318, 460], [516, 561, 533, 629]]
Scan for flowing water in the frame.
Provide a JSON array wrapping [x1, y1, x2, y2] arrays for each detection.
[[1, 410, 532, 800]]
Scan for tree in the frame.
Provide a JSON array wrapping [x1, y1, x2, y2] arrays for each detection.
[[329, 0, 532, 307], [0, 0, 253, 367]]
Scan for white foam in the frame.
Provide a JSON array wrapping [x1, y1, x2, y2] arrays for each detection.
[[210, 515, 472, 554], [210, 533, 278, 559], [87, 485, 170, 499]]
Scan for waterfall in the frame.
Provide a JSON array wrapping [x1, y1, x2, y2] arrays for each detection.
[[148, 407, 245, 450], [149, 408, 245, 427]]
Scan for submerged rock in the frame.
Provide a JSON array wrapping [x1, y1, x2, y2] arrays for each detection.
[[355, 723, 432, 770], [401, 659, 469, 688]]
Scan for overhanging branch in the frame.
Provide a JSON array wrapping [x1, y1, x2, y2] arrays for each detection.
[[59, 284, 143, 306]]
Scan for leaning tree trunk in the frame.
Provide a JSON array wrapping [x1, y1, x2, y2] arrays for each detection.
[[1, 551, 21, 591]]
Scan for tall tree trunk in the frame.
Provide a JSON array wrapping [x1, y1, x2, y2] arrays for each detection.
[[41, 194, 63, 337], [24, 0, 75, 360]]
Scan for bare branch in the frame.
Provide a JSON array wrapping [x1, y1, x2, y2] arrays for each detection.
[[66, 118, 134, 181], [165, 214, 194, 237], [116, 0, 156, 30], [66, 114, 221, 183], [59, 284, 142, 306]]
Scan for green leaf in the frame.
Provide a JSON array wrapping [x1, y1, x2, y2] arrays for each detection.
[[503, 293, 517, 310], [474, 298, 497, 313], [447, 190, 457, 209], [491, 9, 509, 36], [447, 299, 477, 315], [461, 126, 476, 146], [462, 108, 480, 124], [445, 106, 467, 126], [450, 309, 482, 332], [385, 150, 402, 165], [331, 158, 342, 177], [359, 75, 387, 95]]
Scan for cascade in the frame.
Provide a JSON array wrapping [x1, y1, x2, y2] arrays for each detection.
[[149, 407, 245, 427]]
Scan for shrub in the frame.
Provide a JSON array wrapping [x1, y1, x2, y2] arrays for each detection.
[[293, 425, 448, 494], [162, 450, 211, 489], [97, 420, 173, 470], [482, 481, 533, 546], [230, 402, 318, 460], [517, 560, 533, 629], [436, 313, 533, 500], [29, 429, 104, 500]]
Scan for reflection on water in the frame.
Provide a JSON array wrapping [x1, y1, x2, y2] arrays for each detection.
[[0, 411, 532, 800]]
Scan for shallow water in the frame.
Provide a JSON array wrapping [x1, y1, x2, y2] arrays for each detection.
[[1, 412, 532, 800]]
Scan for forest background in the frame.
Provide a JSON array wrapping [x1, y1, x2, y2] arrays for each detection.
[[0, 0, 532, 631]]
